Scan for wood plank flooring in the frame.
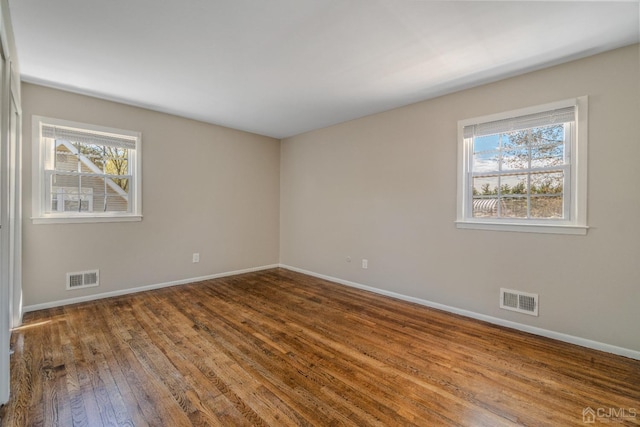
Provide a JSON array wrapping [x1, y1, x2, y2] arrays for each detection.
[[1, 268, 639, 426]]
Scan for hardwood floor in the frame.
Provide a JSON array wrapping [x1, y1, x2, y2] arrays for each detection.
[[1, 268, 638, 426]]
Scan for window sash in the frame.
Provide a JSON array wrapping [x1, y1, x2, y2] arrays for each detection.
[[44, 169, 132, 214], [466, 165, 570, 220]]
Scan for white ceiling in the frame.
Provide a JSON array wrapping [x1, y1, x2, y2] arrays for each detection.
[[8, 1, 640, 139]]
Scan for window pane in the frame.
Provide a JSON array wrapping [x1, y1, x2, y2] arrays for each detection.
[[472, 197, 501, 218], [88, 176, 106, 212], [113, 177, 129, 192], [105, 146, 128, 161], [51, 173, 79, 192], [502, 130, 529, 150], [501, 148, 529, 171], [105, 195, 129, 212], [530, 124, 564, 146], [82, 174, 103, 190], [106, 176, 129, 194], [55, 144, 78, 172], [48, 173, 131, 214], [530, 171, 563, 195], [531, 195, 563, 219], [105, 176, 130, 212], [105, 158, 129, 179], [64, 197, 91, 212], [501, 196, 528, 218], [50, 174, 94, 213], [473, 176, 498, 197], [473, 134, 500, 153], [531, 143, 564, 168], [80, 143, 105, 153], [73, 142, 106, 171], [473, 151, 499, 172], [500, 174, 528, 195], [472, 176, 499, 218], [86, 177, 129, 213], [473, 134, 500, 173]]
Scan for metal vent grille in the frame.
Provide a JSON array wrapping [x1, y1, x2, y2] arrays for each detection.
[[66, 270, 99, 290], [500, 288, 538, 316], [519, 294, 536, 313], [83, 271, 98, 286], [502, 292, 518, 309]]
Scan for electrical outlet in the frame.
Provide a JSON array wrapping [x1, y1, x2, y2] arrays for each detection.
[[192, 253, 200, 263], [362, 259, 368, 269]]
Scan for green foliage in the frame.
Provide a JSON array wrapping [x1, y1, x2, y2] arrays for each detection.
[[475, 178, 562, 196], [511, 181, 526, 194]]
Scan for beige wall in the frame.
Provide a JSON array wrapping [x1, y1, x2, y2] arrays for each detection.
[[22, 83, 280, 306], [280, 44, 640, 352]]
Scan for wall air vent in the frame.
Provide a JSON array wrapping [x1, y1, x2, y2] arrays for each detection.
[[66, 270, 99, 290], [500, 288, 538, 316]]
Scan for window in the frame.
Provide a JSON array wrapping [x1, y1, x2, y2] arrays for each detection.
[[456, 97, 587, 234], [32, 116, 142, 224]]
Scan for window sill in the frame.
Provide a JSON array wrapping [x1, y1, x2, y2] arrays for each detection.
[[32, 215, 143, 225], [455, 220, 588, 235]]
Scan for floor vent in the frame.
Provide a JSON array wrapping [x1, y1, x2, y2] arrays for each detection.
[[66, 270, 99, 290], [500, 288, 538, 316]]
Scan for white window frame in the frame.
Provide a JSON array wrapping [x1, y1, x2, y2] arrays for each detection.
[[32, 116, 142, 224], [456, 97, 588, 235]]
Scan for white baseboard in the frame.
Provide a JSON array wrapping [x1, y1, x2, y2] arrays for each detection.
[[279, 264, 640, 361], [22, 264, 280, 313]]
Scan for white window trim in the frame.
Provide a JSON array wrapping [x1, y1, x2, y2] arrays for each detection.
[[32, 116, 143, 224], [456, 97, 588, 235]]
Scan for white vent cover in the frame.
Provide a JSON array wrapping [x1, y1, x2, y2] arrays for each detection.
[[66, 270, 99, 290], [500, 288, 538, 316]]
